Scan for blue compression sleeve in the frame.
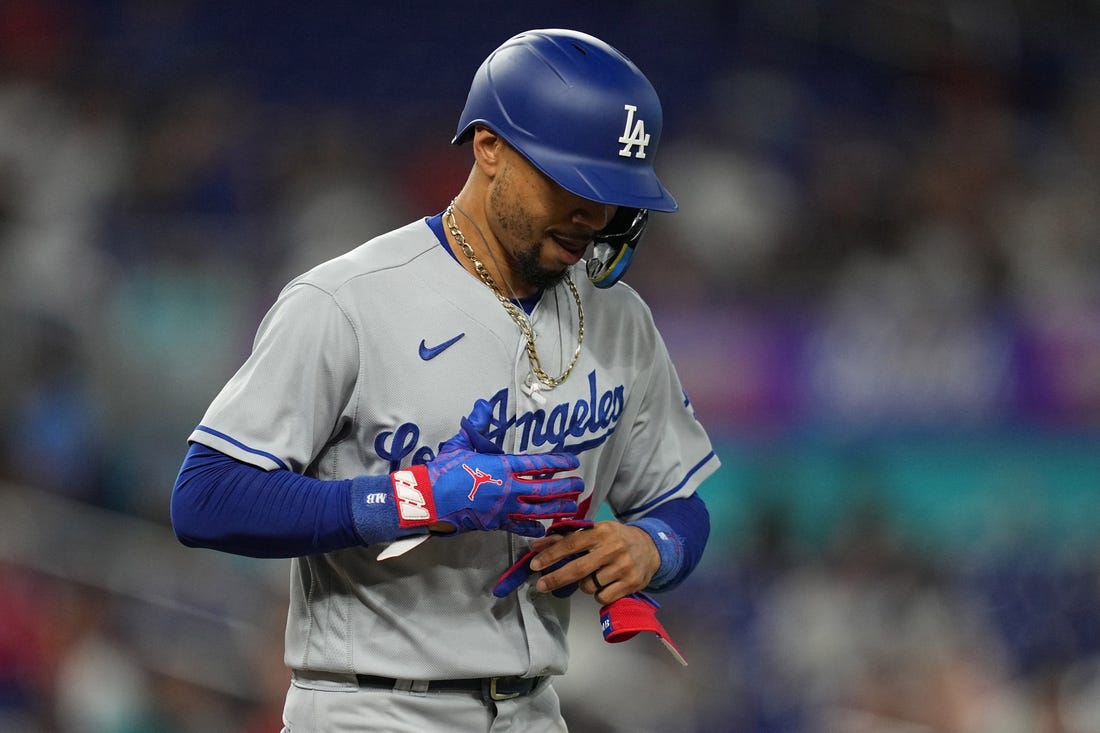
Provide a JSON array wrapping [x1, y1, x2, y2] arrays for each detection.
[[171, 443, 423, 558], [628, 492, 711, 592]]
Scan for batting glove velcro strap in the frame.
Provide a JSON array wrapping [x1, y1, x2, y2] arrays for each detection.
[[600, 592, 688, 666], [492, 519, 594, 597], [390, 454, 582, 537]]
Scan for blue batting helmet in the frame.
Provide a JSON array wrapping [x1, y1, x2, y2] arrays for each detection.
[[453, 29, 677, 214]]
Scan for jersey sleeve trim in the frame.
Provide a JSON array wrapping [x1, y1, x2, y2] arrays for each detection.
[[614, 450, 719, 521], [190, 425, 289, 471]]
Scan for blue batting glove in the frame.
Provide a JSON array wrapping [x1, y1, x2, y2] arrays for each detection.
[[390, 401, 582, 537]]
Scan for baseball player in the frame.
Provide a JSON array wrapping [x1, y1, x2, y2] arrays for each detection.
[[171, 28, 718, 733]]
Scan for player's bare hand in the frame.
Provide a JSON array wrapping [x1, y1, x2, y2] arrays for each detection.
[[529, 521, 660, 603]]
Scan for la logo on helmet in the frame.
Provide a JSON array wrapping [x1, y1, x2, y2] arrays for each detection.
[[617, 104, 651, 159]]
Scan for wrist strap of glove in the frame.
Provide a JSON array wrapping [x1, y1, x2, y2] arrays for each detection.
[[391, 465, 438, 528], [600, 593, 688, 666]]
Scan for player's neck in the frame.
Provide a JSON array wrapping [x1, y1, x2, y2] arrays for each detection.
[[446, 198, 537, 299]]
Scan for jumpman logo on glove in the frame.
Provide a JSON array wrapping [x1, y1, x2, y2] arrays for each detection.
[[463, 464, 503, 500]]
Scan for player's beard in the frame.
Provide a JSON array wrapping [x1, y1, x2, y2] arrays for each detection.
[[514, 241, 568, 292], [491, 166, 570, 293]]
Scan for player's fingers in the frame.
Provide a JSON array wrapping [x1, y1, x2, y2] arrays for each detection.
[[508, 452, 580, 475], [508, 499, 578, 521], [589, 551, 656, 602], [534, 552, 601, 595], [515, 485, 581, 500], [459, 400, 502, 454], [506, 519, 549, 538], [549, 519, 595, 534], [583, 569, 613, 601], [529, 522, 599, 567], [465, 398, 493, 433], [513, 476, 584, 500], [530, 532, 606, 587], [532, 524, 643, 598], [529, 532, 566, 553]]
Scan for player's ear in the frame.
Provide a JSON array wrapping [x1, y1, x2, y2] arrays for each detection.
[[471, 126, 504, 176]]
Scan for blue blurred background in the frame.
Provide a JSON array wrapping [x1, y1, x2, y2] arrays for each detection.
[[2, 1, 1100, 731]]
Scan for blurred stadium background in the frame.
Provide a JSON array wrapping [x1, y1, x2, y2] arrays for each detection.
[[2, 1, 1100, 731]]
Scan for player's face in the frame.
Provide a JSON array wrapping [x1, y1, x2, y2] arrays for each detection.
[[486, 145, 616, 294]]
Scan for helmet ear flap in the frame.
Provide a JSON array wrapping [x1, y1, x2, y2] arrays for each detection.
[[587, 208, 648, 288]]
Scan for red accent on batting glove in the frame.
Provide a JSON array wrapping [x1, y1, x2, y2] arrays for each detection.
[[390, 464, 438, 528], [600, 592, 688, 666]]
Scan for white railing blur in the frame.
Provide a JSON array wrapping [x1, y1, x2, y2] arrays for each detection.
[[0, 480, 289, 700]]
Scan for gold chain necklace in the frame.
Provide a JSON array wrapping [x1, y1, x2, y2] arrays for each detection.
[[444, 201, 584, 389]]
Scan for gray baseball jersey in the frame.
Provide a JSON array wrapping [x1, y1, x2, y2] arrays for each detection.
[[189, 217, 719, 681]]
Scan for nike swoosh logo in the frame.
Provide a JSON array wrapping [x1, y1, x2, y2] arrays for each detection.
[[419, 333, 465, 360]]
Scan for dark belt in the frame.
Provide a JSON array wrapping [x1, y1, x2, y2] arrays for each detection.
[[355, 673, 546, 702]]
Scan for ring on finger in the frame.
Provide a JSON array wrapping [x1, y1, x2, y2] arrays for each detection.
[[590, 571, 606, 592]]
